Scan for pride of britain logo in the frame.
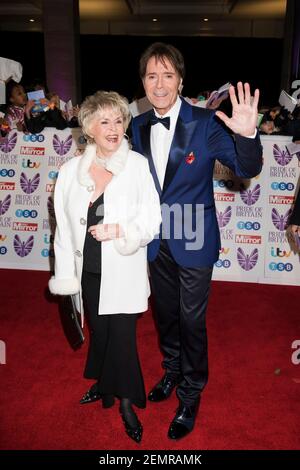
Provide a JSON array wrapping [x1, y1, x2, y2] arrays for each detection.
[[273, 144, 293, 166], [237, 247, 258, 271], [0, 194, 11, 215], [19, 172, 40, 194], [0, 132, 17, 153], [271, 208, 292, 231], [13, 234, 34, 257], [216, 206, 232, 228], [239, 184, 260, 206], [52, 134, 73, 156]]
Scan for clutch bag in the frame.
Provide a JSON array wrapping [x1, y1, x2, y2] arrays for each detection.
[[59, 294, 84, 350]]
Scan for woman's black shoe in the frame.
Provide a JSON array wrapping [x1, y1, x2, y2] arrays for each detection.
[[79, 383, 101, 404], [120, 412, 143, 443], [120, 398, 143, 443]]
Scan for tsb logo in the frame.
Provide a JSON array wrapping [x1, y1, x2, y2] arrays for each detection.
[[213, 179, 235, 189], [0, 246, 8, 255], [215, 259, 231, 268], [48, 171, 58, 180], [23, 134, 45, 143], [271, 182, 294, 191], [0, 169, 15, 177], [15, 209, 38, 218], [269, 262, 293, 272], [41, 248, 54, 257], [237, 221, 261, 231]]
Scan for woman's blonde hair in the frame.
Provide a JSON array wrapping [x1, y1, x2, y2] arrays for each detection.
[[78, 90, 131, 144]]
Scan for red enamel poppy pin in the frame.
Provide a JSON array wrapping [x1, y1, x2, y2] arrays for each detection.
[[185, 152, 195, 164]]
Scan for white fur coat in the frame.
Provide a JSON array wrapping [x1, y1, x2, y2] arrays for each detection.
[[48, 139, 161, 319]]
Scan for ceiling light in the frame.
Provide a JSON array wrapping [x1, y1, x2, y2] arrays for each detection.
[[203, 18, 209, 22], [152, 18, 158, 22], [29, 19, 35, 22]]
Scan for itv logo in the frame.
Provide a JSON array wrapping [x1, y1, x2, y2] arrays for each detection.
[[271, 247, 292, 258], [22, 159, 41, 169]]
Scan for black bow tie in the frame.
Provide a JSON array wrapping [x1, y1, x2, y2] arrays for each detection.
[[149, 112, 170, 130]]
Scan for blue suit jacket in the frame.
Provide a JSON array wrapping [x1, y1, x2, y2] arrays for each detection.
[[132, 97, 263, 268]]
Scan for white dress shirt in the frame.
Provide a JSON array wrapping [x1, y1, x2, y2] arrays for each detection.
[[150, 95, 181, 188]]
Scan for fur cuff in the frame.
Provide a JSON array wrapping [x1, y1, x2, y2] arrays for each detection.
[[114, 222, 141, 255], [48, 276, 80, 295]]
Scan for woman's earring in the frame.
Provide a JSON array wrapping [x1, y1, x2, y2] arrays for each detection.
[[124, 133, 129, 141]]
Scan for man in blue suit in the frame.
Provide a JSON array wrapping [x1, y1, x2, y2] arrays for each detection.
[[132, 42, 263, 440]]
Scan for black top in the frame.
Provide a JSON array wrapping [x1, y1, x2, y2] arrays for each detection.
[[83, 193, 104, 273], [25, 108, 69, 133]]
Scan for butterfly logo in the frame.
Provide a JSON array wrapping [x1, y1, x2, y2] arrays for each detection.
[[20, 172, 40, 194], [273, 144, 293, 166], [47, 196, 55, 219], [271, 208, 292, 231], [240, 183, 260, 206], [0, 132, 17, 153], [216, 206, 232, 228], [13, 234, 34, 257], [237, 247, 258, 271], [0, 194, 11, 215], [53, 134, 73, 156]]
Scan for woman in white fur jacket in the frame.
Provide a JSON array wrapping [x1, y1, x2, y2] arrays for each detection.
[[48, 91, 161, 443]]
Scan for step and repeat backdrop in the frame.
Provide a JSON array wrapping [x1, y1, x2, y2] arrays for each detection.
[[213, 135, 300, 285], [0, 129, 299, 285]]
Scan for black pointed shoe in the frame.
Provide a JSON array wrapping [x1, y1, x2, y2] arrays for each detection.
[[79, 384, 101, 404], [148, 373, 180, 402], [120, 412, 143, 443], [168, 401, 199, 440]]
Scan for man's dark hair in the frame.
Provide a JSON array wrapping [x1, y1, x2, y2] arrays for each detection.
[[139, 42, 185, 80]]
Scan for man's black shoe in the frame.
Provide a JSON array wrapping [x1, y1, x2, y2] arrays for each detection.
[[168, 401, 199, 440], [148, 373, 180, 402]]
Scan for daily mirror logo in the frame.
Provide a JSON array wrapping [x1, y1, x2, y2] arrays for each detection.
[[20, 146, 45, 156]]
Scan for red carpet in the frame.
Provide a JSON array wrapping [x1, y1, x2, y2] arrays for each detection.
[[0, 269, 299, 450]]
